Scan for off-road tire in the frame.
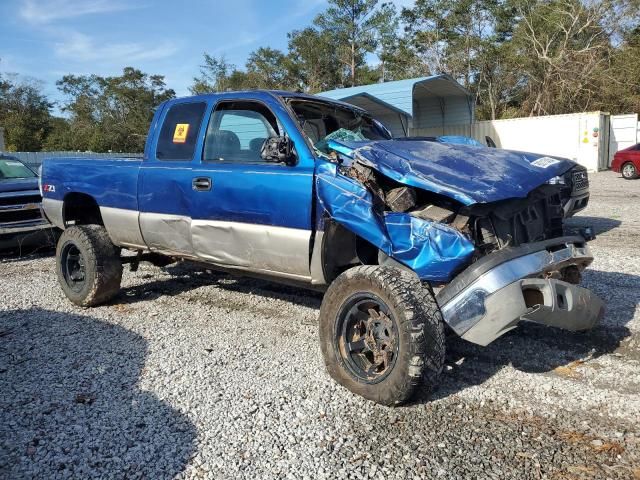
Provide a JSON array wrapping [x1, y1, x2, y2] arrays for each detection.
[[56, 225, 122, 307], [319, 265, 445, 406], [621, 162, 638, 180]]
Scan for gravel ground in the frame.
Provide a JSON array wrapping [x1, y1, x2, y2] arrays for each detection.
[[1, 170, 639, 479]]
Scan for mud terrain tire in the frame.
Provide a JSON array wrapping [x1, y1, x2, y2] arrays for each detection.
[[56, 225, 122, 307], [319, 266, 445, 405]]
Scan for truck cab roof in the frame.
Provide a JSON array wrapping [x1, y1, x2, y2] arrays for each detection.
[[163, 90, 369, 113]]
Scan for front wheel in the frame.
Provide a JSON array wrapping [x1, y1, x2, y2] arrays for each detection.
[[56, 225, 122, 307], [622, 162, 638, 180], [319, 266, 445, 406]]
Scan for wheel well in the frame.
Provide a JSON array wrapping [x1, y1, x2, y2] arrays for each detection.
[[321, 220, 379, 284], [63, 193, 103, 227]]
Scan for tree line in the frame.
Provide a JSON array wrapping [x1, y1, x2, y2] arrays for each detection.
[[1, 0, 639, 153]]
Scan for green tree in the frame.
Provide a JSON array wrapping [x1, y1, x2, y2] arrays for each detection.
[[314, 0, 382, 86], [42, 117, 74, 151], [245, 47, 296, 90], [191, 54, 237, 94], [606, 26, 640, 114], [370, 2, 401, 81], [54, 67, 175, 152], [510, 0, 615, 116], [471, 0, 520, 119], [287, 28, 341, 92], [189, 0, 638, 119], [191, 49, 295, 93], [382, 38, 427, 81], [0, 74, 52, 151], [402, 0, 498, 88]]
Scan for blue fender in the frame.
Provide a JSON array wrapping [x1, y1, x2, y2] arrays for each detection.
[[315, 160, 475, 282]]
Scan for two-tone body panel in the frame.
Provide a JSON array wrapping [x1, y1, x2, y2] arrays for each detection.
[[41, 158, 143, 248]]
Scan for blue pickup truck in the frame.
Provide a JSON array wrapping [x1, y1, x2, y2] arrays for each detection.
[[41, 91, 603, 405]]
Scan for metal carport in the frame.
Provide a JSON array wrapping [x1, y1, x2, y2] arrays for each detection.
[[318, 75, 474, 138]]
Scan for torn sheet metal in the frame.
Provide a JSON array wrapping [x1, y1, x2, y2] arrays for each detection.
[[326, 139, 576, 205], [315, 161, 474, 282], [384, 213, 475, 280]]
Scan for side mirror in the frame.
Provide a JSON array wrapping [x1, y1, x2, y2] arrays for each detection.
[[261, 136, 295, 165]]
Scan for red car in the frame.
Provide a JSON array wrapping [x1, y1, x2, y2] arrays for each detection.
[[612, 143, 640, 179]]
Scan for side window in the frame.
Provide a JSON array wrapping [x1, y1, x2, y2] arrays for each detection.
[[156, 102, 206, 161], [203, 101, 279, 163]]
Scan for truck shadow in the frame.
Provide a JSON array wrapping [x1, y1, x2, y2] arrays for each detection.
[[0, 308, 196, 479], [0, 229, 59, 259], [119, 263, 323, 311], [421, 268, 639, 402], [565, 215, 622, 236], [0, 246, 55, 263]]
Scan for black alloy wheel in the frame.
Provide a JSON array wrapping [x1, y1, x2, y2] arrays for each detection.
[[336, 293, 399, 384], [60, 243, 87, 293]]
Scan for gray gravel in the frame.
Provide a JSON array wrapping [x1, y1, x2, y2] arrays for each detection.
[[1, 170, 639, 479]]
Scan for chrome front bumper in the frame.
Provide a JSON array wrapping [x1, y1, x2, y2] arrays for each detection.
[[437, 237, 604, 346]]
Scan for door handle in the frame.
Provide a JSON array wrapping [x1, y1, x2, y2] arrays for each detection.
[[192, 177, 212, 191]]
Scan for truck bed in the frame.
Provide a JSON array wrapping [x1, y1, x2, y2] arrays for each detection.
[[41, 157, 142, 212]]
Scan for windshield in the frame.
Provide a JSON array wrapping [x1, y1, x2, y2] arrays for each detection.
[[0, 158, 36, 180], [287, 99, 391, 155]]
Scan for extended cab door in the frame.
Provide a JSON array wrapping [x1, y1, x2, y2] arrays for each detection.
[[138, 100, 208, 256], [189, 96, 315, 280]]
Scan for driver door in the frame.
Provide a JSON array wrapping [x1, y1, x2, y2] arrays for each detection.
[[189, 98, 314, 280]]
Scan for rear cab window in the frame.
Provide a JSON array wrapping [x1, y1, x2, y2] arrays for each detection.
[[156, 102, 207, 161]]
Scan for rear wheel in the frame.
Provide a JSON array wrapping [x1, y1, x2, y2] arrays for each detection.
[[56, 225, 122, 306], [319, 266, 445, 406], [622, 162, 638, 180]]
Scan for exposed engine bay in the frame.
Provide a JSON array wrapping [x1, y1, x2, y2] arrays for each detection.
[[342, 158, 568, 261]]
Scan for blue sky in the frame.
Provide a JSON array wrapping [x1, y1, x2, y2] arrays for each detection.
[[0, 0, 414, 111]]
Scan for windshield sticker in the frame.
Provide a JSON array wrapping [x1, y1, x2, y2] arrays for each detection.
[[173, 123, 190, 143], [531, 156, 561, 168], [6, 161, 23, 166]]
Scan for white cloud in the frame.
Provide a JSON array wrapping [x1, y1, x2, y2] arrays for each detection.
[[53, 31, 179, 63], [20, 0, 140, 24]]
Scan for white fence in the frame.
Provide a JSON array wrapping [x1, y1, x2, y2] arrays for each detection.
[[2, 151, 142, 170], [412, 111, 615, 172]]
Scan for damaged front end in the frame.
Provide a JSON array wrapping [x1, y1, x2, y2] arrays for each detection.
[[316, 160, 475, 282], [437, 238, 604, 346], [315, 139, 604, 346]]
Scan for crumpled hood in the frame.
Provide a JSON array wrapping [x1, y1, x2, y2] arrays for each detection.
[[0, 177, 39, 194], [329, 139, 576, 205]]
